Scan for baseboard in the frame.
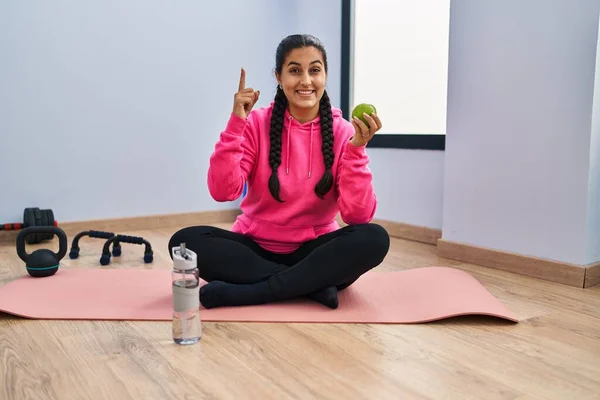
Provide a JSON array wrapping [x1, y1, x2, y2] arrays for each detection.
[[584, 262, 600, 288], [372, 219, 442, 245], [335, 215, 442, 245], [8, 208, 594, 289], [437, 239, 599, 288], [0, 209, 241, 245], [4, 209, 440, 246]]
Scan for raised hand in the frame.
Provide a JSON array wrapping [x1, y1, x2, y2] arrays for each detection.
[[351, 112, 382, 147], [232, 67, 260, 119]]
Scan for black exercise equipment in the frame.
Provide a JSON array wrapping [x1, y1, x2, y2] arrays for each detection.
[[16, 226, 67, 277], [69, 230, 122, 259], [100, 234, 153, 265], [1, 207, 58, 244]]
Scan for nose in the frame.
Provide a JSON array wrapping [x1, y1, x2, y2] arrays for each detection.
[[300, 72, 311, 86]]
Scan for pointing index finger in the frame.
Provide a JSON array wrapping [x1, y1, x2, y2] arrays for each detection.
[[239, 67, 246, 92]]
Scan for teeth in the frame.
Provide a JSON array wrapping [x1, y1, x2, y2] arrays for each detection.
[[298, 90, 313, 94]]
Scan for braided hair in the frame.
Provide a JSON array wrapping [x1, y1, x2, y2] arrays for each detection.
[[268, 34, 334, 202], [314, 90, 334, 199], [268, 86, 288, 202]]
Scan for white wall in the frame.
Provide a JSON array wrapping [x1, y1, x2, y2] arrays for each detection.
[[587, 18, 600, 264], [442, 0, 600, 265], [368, 149, 445, 229], [0, 0, 293, 223]]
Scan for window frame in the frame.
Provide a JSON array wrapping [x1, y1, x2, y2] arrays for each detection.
[[340, 0, 446, 150]]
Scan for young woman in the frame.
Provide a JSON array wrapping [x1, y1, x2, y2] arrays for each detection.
[[168, 34, 390, 309]]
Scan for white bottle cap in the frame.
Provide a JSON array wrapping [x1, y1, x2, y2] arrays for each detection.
[[172, 244, 197, 271]]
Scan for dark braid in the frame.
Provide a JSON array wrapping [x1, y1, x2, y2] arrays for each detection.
[[268, 86, 288, 202], [314, 90, 334, 198]]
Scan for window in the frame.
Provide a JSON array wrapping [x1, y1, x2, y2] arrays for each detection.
[[341, 0, 449, 149]]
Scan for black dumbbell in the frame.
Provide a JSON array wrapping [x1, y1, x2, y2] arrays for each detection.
[[69, 230, 122, 259], [1, 207, 58, 244]]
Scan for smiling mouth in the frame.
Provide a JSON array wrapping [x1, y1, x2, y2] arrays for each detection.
[[296, 90, 315, 96]]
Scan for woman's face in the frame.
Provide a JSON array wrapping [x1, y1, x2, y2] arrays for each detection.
[[276, 46, 327, 117]]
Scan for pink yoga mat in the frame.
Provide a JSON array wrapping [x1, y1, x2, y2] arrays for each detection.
[[0, 267, 518, 323]]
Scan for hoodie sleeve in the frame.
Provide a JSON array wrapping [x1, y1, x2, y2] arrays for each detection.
[[335, 139, 378, 225], [207, 112, 258, 202]]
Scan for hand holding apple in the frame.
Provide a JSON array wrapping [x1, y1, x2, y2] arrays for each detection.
[[233, 67, 260, 119], [350, 103, 381, 147]]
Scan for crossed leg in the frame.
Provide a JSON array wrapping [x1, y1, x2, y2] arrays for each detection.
[[168, 223, 390, 309]]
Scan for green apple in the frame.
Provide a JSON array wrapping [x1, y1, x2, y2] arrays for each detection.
[[352, 103, 377, 127]]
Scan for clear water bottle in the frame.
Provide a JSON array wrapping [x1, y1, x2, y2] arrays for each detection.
[[171, 243, 201, 345]]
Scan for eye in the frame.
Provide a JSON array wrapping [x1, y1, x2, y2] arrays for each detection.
[[289, 68, 300, 74], [311, 68, 321, 73]]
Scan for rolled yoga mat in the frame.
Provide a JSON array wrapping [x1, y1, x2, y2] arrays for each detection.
[[0, 267, 518, 323]]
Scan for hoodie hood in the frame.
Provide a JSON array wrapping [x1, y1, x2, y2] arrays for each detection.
[[267, 101, 344, 178]]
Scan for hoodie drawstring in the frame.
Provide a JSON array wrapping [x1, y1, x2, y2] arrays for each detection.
[[285, 116, 315, 179], [286, 116, 292, 175], [308, 122, 314, 178]]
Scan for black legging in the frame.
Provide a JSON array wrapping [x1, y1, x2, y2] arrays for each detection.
[[167, 223, 390, 300]]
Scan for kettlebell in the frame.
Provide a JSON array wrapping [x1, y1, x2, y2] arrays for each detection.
[[16, 226, 67, 277]]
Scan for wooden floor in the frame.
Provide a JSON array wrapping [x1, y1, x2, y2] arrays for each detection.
[[1, 222, 599, 399]]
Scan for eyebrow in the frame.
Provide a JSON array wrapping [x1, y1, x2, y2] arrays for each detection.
[[287, 60, 323, 67]]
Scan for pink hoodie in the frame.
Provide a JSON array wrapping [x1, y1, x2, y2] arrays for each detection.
[[207, 102, 377, 253]]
